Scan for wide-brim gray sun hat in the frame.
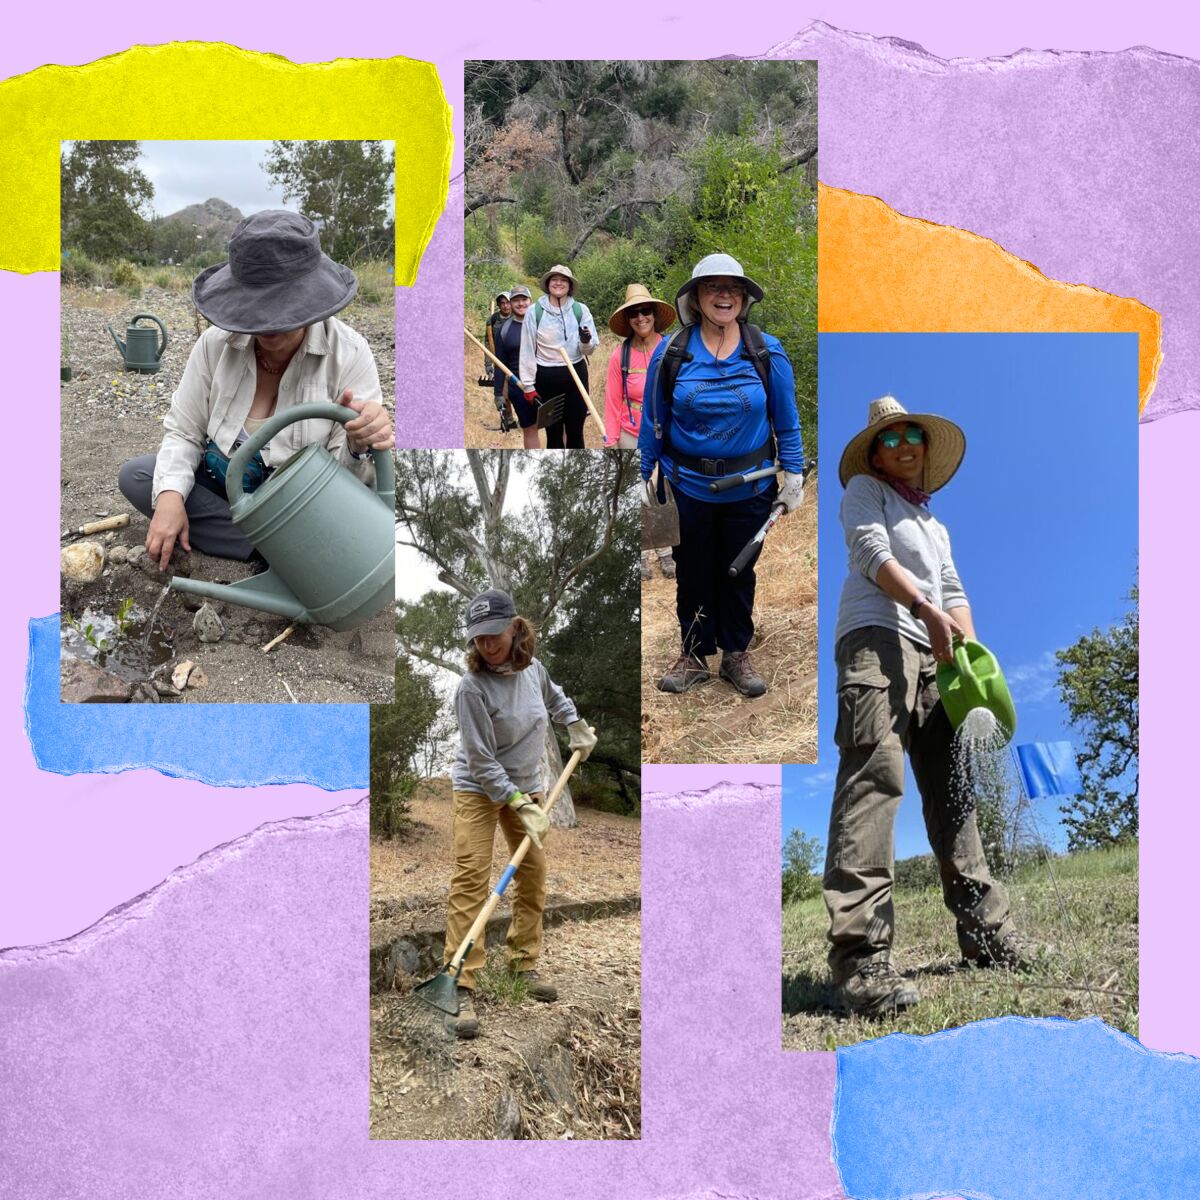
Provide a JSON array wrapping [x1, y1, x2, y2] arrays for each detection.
[[192, 210, 358, 336], [464, 588, 518, 644], [538, 263, 578, 296], [838, 395, 966, 494], [675, 253, 764, 325]]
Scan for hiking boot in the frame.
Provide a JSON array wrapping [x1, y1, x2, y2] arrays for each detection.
[[448, 987, 479, 1039], [833, 961, 921, 1017], [964, 930, 1047, 973], [515, 970, 558, 1003], [719, 650, 767, 697], [640, 556, 653, 581], [657, 652, 710, 693], [659, 557, 676, 579]]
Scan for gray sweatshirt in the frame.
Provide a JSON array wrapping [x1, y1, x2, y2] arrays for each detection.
[[451, 658, 580, 804], [834, 474, 968, 650]]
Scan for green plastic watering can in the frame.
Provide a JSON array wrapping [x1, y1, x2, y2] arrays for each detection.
[[935, 638, 1017, 743], [108, 313, 168, 374], [170, 403, 395, 631]]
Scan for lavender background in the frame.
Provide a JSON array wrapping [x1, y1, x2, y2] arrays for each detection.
[[1, 6, 1194, 1197]]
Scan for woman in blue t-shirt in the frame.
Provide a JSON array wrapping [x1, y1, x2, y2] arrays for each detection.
[[638, 254, 807, 698]]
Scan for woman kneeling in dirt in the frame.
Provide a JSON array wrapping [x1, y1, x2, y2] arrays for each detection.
[[824, 397, 1039, 1018], [638, 253, 806, 699], [446, 589, 597, 1038], [117, 210, 394, 571]]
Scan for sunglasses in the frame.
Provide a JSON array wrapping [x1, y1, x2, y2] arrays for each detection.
[[699, 281, 746, 296], [876, 427, 926, 449], [628, 306, 657, 319]]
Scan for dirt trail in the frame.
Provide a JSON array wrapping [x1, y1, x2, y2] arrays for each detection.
[[642, 474, 819, 764], [59, 285, 395, 704]]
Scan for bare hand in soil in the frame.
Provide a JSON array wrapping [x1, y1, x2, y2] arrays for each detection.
[[146, 491, 190, 570], [338, 389, 395, 452]]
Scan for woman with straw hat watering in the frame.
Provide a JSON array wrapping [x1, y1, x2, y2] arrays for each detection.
[[605, 282, 678, 580], [639, 253, 806, 698], [118, 210, 393, 570], [824, 396, 1039, 1017], [519, 264, 599, 449], [446, 589, 598, 1038]]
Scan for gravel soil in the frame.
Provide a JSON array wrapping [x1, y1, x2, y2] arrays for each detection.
[[59, 284, 396, 704]]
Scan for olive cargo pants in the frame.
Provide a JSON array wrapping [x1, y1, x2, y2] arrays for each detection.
[[444, 790, 547, 990], [823, 626, 1015, 984]]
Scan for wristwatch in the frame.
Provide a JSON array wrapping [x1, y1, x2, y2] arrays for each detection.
[[909, 595, 930, 618]]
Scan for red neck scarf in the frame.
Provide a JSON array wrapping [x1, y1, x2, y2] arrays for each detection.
[[879, 473, 931, 507]]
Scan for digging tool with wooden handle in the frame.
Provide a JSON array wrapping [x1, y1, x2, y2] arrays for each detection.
[[62, 513, 131, 540], [556, 346, 605, 432], [445, 750, 584, 978], [464, 327, 520, 386]]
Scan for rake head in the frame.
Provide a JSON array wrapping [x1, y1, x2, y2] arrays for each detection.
[[535, 393, 566, 429]]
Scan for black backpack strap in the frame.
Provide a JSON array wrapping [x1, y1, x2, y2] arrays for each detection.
[[653, 326, 693, 441], [740, 322, 772, 393], [620, 337, 633, 420]]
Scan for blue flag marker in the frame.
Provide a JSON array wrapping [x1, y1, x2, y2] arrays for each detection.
[[1015, 740, 1082, 799]]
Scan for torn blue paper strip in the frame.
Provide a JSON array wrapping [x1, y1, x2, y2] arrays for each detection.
[[26, 616, 367, 788]]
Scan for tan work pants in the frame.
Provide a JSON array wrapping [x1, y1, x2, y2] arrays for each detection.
[[443, 789, 547, 990], [823, 626, 1015, 983]]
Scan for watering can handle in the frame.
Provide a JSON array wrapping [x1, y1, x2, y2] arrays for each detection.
[[131, 314, 169, 360], [224, 402, 396, 510], [952, 638, 987, 707]]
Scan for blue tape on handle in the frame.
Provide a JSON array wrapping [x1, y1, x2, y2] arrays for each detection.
[[495, 864, 517, 896]]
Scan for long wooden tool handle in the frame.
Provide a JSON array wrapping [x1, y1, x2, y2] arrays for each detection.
[[556, 346, 605, 431], [464, 327, 520, 384], [79, 514, 131, 535], [448, 750, 584, 972]]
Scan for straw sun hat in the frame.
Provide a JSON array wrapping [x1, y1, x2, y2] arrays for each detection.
[[838, 396, 966, 494], [607, 283, 677, 337]]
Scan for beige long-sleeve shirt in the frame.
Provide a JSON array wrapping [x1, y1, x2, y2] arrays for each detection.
[[151, 317, 382, 507]]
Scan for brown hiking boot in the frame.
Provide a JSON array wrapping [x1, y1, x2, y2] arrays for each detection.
[[448, 987, 479, 1039], [657, 652, 710, 693], [516, 970, 558, 1003], [832, 961, 921, 1017], [964, 930, 1048, 973], [719, 650, 767, 697]]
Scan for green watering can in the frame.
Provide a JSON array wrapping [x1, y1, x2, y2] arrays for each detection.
[[108, 313, 168, 374], [170, 403, 395, 631], [935, 638, 1017, 742]]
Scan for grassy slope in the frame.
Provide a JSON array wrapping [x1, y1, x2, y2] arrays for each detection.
[[782, 844, 1139, 1050]]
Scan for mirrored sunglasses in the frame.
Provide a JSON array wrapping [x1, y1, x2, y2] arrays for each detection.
[[877, 427, 926, 449]]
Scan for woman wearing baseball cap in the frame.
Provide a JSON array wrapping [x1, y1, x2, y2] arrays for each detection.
[[118, 210, 393, 570], [445, 589, 598, 1038]]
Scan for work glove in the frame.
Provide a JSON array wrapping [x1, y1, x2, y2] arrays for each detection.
[[578, 324, 592, 344], [507, 791, 549, 849], [524, 389, 540, 405], [567, 719, 598, 762], [777, 470, 805, 514]]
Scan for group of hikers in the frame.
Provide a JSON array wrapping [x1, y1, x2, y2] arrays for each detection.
[[479, 253, 809, 700]]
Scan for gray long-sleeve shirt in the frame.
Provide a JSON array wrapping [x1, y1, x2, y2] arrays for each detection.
[[451, 658, 580, 805], [834, 474, 969, 650]]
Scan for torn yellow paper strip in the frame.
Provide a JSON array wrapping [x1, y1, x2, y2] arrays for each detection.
[[0, 42, 451, 283], [818, 184, 1160, 414]]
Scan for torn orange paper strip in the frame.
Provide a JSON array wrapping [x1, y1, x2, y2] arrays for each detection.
[[818, 184, 1160, 414], [0, 42, 450, 283]]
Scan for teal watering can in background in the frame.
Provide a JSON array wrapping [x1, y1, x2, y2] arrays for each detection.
[[170, 403, 395, 631], [108, 313, 168, 373], [935, 638, 1017, 742]]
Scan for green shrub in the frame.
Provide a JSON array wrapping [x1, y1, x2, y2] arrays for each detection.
[[519, 222, 572, 279], [152, 271, 172, 289], [61, 248, 100, 286], [895, 854, 941, 892], [369, 773, 416, 839], [574, 239, 668, 323], [108, 259, 140, 289]]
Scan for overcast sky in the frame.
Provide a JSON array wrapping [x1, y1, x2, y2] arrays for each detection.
[[114, 141, 396, 221]]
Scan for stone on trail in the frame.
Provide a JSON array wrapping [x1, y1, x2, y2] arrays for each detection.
[[61, 659, 133, 703], [60, 540, 106, 583], [194, 602, 225, 643], [171, 659, 195, 691], [186, 666, 208, 689]]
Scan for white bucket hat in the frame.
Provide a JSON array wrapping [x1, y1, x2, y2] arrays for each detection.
[[838, 396, 966, 494], [675, 253, 764, 325]]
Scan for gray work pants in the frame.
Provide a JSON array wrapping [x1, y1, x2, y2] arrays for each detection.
[[117, 455, 256, 561], [823, 625, 1015, 983]]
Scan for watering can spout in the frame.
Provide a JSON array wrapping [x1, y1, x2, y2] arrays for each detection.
[[170, 568, 309, 623], [107, 324, 127, 358]]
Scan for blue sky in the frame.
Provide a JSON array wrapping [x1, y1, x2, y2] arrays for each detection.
[[783, 333, 1138, 861]]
